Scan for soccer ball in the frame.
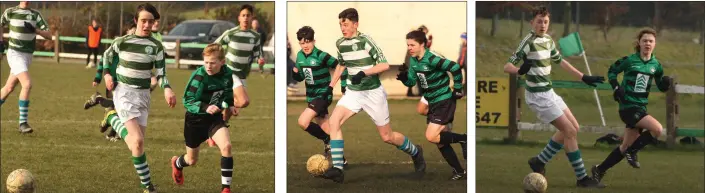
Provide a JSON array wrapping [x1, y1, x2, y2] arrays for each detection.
[[6, 169, 36, 193], [306, 154, 330, 176], [523, 172, 547, 193]]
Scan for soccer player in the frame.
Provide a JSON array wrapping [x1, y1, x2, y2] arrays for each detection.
[[321, 8, 426, 183], [169, 44, 236, 193], [101, 3, 176, 192], [398, 30, 467, 180], [214, 4, 264, 115], [0, 1, 52, 133], [502, 7, 606, 188], [291, 26, 349, 161], [591, 28, 670, 183]]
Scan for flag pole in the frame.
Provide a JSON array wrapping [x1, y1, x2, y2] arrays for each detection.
[[581, 51, 607, 126]]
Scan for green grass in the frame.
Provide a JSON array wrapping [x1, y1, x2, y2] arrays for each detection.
[[287, 99, 468, 192], [477, 143, 704, 193], [476, 18, 705, 193], [0, 59, 274, 192]]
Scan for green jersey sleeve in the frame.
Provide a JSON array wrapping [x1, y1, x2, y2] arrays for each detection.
[[34, 10, 48, 31], [402, 65, 417, 87], [607, 57, 628, 89], [340, 68, 348, 88], [654, 63, 668, 92], [362, 35, 387, 64], [550, 41, 563, 65], [508, 35, 530, 65], [183, 71, 209, 113], [0, 9, 8, 27], [224, 70, 235, 107], [154, 44, 171, 89], [438, 58, 464, 89]]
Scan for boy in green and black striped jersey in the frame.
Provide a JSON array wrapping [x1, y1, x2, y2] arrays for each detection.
[[591, 28, 670, 184], [169, 44, 237, 193], [0, 1, 53, 134], [100, 3, 175, 192], [397, 30, 467, 180], [291, 26, 349, 162], [320, 8, 426, 183], [502, 7, 606, 188]]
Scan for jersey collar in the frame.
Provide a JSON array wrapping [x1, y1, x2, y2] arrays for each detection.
[[344, 31, 361, 40], [413, 48, 431, 62]]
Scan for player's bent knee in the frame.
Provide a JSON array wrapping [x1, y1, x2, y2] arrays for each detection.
[[379, 133, 395, 144], [425, 133, 439, 144], [297, 117, 309, 130], [652, 125, 663, 137], [219, 143, 232, 154]]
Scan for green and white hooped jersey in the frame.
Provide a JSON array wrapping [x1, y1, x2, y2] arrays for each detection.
[[0, 6, 48, 53], [336, 31, 387, 91], [215, 27, 262, 80], [508, 31, 563, 93], [104, 34, 170, 90]]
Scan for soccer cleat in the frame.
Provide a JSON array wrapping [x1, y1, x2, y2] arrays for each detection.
[[576, 176, 606, 188], [170, 156, 184, 185], [323, 144, 331, 157], [207, 138, 216, 147], [320, 167, 344, 183], [460, 141, 467, 160], [528, 157, 546, 175], [100, 110, 116, 133], [143, 185, 157, 193], [450, 169, 467, 180], [411, 145, 426, 173], [623, 150, 641, 168], [221, 187, 231, 193], [19, 122, 33, 134], [84, 92, 104, 110], [591, 165, 606, 183]]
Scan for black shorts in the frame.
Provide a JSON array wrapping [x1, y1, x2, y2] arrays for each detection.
[[184, 112, 227, 148], [307, 98, 330, 118], [619, 107, 649, 129], [427, 98, 456, 125]]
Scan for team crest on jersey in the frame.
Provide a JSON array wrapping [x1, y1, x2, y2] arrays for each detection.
[[310, 60, 316, 65], [417, 73, 429, 89], [250, 38, 255, 44], [145, 46, 153, 54], [634, 73, 650, 93], [650, 67, 655, 73], [26, 15, 31, 20], [351, 44, 358, 51]]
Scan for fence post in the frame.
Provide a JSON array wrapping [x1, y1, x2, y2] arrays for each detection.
[[507, 74, 519, 143], [175, 39, 181, 69], [54, 31, 60, 64], [666, 75, 678, 148]]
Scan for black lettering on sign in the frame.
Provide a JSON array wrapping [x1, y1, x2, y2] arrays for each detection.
[[476, 96, 480, 109], [475, 111, 502, 124], [478, 80, 487, 93], [489, 81, 498, 93]]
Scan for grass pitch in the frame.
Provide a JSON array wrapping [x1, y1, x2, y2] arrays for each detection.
[[0, 59, 274, 192], [287, 99, 468, 192]]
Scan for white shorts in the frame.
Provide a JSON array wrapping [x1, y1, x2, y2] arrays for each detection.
[[525, 89, 568, 124], [113, 84, 152, 127], [336, 86, 390, 126], [7, 49, 32, 75], [232, 74, 247, 89], [420, 96, 428, 105]]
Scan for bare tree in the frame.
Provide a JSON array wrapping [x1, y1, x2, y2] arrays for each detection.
[[591, 2, 629, 41]]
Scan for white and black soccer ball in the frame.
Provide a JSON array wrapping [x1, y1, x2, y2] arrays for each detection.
[[6, 169, 36, 193], [523, 172, 547, 193]]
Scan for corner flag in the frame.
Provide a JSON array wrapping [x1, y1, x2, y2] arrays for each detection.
[[558, 32, 584, 57]]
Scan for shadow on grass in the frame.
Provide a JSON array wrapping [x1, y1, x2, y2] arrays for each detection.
[[477, 137, 705, 152]]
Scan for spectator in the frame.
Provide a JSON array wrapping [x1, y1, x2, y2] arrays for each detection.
[[151, 19, 162, 41], [252, 19, 267, 47], [86, 19, 102, 68], [418, 25, 433, 48]]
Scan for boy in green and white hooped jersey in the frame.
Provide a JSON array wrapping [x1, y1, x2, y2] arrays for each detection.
[[0, 1, 52, 134], [502, 7, 606, 188], [591, 28, 670, 184], [291, 26, 349, 163], [397, 30, 468, 180], [320, 8, 426, 183], [213, 4, 262, 133], [101, 3, 177, 193]]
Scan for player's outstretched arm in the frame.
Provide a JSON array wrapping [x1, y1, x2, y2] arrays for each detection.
[[607, 57, 627, 102], [154, 46, 176, 108], [560, 59, 604, 87], [397, 64, 416, 87]]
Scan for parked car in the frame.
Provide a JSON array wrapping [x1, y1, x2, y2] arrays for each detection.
[[162, 20, 236, 68]]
